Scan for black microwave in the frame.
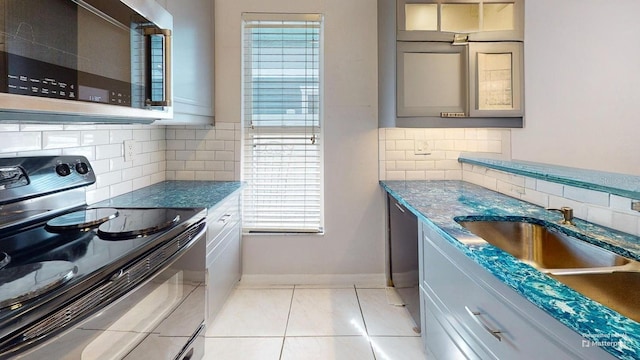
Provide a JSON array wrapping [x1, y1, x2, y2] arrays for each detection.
[[0, 0, 172, 123]]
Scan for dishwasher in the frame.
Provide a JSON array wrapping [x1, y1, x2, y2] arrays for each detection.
[[387, 194, 420, 330]]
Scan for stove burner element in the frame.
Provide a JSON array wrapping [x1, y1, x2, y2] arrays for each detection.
[[0, 261, 77, 309], [97, 209, 181, 240], [45, 208, 119, 232], [0, 253, 10, 270]]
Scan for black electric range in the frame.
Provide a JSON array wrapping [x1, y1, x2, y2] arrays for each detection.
[[0, 156, 206, 359]]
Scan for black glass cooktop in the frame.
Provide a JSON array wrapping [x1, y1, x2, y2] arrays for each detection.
[[0, 207, 203, 309]]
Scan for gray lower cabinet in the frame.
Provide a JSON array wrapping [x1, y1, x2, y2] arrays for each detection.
[[206, 192, 241, 322], [419, 221, 614, 360]]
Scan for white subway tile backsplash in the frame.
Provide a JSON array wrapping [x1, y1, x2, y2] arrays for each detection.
[[175, 151, 195, 161], [0, 132, 42, 152], [425, 170, 446, 180], [386, 151, 405, 161], [86, 187, 110, 205], [536, 180, 564, 197], [109, 129, 133, 143], [0, 124, 20, 131], [444, 129, 465, 139], [206, 161, 225, 171], [132, 152, 152, 167], [459, 161, 640, 236], [166, 140, 186, 151], [195, 151, 215, 161], [176, 129, 196, 140], [110, 181, 133, 198], [406, 171, 427, 180], [62, 146, 95, 160], [96, 144, 122, 160], [206, 140, 225, 151], [215, 151, 235, 162], [612, 212, 638, 235], [215, 171, 235, 181], [386, 171, 406, 180], [395, 140, 413, 151], [123, 165, 144, 180], [21, 124, 64, 131], [385, 129, 406, 140], [175, 171, 196, 180], [17, 149, 60, 157], [445, 169, 462, 180], [610, 195, 633, 213], [185, 161, 205, 171], [586, 206, 613, 228], [215, 130, 235, 141], [379, 128, 510, 183], [396, 161, 415, 170], [415, 161, 435, 170], [563, 186, 610, 207], [96, 171, 123, 188], [185, 140, 204, 151], [81, 130, 110, 146], [167, 160, 186, 171]]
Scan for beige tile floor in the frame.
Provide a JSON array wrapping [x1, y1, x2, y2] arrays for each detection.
[[204, 285, 433, 360]]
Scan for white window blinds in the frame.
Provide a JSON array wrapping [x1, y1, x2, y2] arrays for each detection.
[[242, 14, 323, 233]]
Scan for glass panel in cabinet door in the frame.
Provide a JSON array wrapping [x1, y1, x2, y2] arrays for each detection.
[[477, 52, 513, 110], [441, 3, 480, 33], [405, 3, 438, 31], [482, 3, 515, 32]]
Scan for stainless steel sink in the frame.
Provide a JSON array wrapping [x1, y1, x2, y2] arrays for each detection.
[[456, 219, 632, 273], [549, 272, 640, 323]]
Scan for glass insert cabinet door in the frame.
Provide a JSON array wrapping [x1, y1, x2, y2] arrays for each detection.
[[397, 0, 524, 41], [468, 41, 523, 117]]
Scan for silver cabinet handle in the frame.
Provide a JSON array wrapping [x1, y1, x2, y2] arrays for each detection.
[[394, 202, 405, 213], [218, 214, 232, 225], [465, 306, 502, 341]]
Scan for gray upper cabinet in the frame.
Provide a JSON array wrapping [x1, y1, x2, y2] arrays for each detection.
[[379, 0, 525, 128], [397, 0, 524, 42], [162, 0, 215, 125]]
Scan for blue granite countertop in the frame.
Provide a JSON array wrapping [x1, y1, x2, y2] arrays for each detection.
[[381, 180, 640, 360], [459, 156, 640, 200], [97, 181, 243, 211]]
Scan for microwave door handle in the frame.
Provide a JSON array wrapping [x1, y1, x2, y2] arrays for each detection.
[[144, 28, 172, 107]]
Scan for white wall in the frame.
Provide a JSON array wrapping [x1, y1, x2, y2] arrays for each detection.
[[215, 0, 384, 282], [514, 0, 640, 175]]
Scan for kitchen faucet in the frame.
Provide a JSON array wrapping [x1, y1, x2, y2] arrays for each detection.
[[547, 206, 575, 225]]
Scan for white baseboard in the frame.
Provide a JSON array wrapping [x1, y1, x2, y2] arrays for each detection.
[[239, 273, 386, 288]]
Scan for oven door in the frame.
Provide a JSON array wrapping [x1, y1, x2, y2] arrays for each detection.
[[0, 0, 173, 123], [14, 227, 206, 360]]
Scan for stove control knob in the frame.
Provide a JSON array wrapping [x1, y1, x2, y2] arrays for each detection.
[[55, 163, 71, 177], [75, 162, 90, 175]]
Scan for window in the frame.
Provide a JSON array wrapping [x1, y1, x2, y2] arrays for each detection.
[[242, 14, 323, 233]]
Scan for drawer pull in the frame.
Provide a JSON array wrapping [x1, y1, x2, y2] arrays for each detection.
[[465, 306, 502, 342], [394, 202, 406, 213], [218, 214, 232, 225]]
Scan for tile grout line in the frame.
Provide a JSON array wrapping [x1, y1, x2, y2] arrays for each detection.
[[278, 285, 297, 360], [354, 285, 378, 360]]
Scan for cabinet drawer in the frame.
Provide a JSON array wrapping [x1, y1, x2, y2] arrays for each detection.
[[206, 193, 240, 250], [423, 232, 580, 360], [422, 286, 491, 360]]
